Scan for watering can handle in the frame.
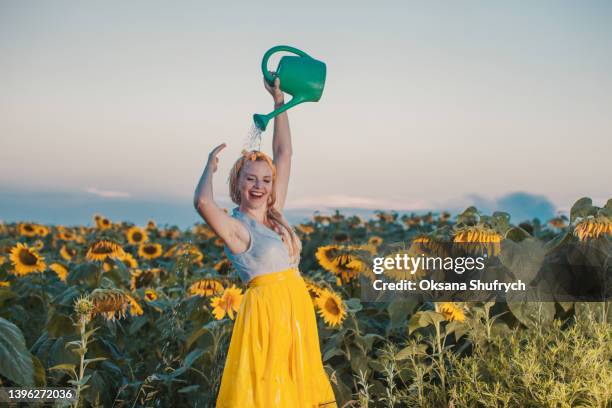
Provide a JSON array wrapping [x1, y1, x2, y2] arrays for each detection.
[[261, 45, 311, 85]]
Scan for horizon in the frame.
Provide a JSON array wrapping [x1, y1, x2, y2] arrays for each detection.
[[0, 186, 586, 228]]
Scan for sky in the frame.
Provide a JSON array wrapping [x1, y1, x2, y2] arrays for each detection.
[[0, 1, 611, 226]]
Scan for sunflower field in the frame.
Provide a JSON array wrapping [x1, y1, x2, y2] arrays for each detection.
[[0, 197, 611, 407]]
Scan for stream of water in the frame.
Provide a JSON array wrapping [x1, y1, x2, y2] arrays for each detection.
[[243, 123, 263, 152]]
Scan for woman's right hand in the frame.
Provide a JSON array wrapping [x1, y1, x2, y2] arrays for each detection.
[[206, 143, 226, 173]]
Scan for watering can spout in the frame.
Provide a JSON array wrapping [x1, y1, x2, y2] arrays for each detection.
[[253, 96, 306, 131], [253, 114, 269, 132], [253, 45, 326, 131]]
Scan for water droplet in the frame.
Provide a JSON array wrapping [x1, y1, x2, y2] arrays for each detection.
[[243, 123, 263, 152]]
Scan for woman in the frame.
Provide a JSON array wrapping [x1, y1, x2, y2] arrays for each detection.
[[193, 76, 337, 408]]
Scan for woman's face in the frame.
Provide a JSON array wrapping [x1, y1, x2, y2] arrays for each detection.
[[238, 160, 274, 209]]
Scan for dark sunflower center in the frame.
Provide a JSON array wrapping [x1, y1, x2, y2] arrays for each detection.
[[133, 232, 143, 242], [336, 254, 353, 267], [137, 272, 153, 286], [325, 298, 340, 315], [19, 249, 38, 265], [335, 233, 348, 241], [24, 225, 34, 232], [144, 246, 157, 254]]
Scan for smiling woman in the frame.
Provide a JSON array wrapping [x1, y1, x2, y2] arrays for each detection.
[[192, 77, 337, 407]]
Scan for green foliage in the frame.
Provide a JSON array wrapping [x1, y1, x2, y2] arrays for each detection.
[[0, 196, 610, 406], [0, 317, 34, 386]]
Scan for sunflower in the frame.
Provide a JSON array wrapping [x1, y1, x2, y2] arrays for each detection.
[[103, 253, 138, 272], [378, 246, 432, 282], [213, 259, 231, 274], [144, 289, 157, 302], [175, 244, 204, 265], [57, 229, 77, 241], [9, 243, 46, 276], [453, 226, 502, 256], [437, 302, 465, 322], [368, 236, 383, 247], [138, 243, 162, 260], [96, 216, 112, 230], [192, 224, 215, 239], [411, 235, 448, 258], [86, 240, 126, 262], [315, 245, 365, 284], [0, 281, 10, 287], [303, 277, 324, 304], [130, 268, 160, 291], [573, 217, 612, 241], [126, 294, 144, 317], [18, 223, 38, 237], [36, 225, 50, 237], [210, 285, 243, 320], [49, 263, 68, 282], [315, 289, 347, 328], [120, 253, 138, 268], [33, 239, 44, 251], [161, 228, 181, 240], [548, 217, 567, 229], [314, 214, 331, 225], [0, 256, 6, 266], [377, 212, 396, 223], [90, 288, 130, 321], [188, 278, 224, 297], [126, 226, 148, 245], [74, 296, 94, 322], [146, 219, 157, 230], [296, 224, 314, 235], [60, 245, 77, 261]]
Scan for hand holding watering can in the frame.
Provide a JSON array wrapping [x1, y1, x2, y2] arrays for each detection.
[[263, 74, 285, 107], [253, 45, 327, 131]]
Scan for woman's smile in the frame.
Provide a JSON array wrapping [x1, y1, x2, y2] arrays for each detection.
[[248, 189, 266, 200]]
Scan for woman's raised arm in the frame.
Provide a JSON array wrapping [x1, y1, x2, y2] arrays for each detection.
[[193, 143, 249, 254], [265, 76, 292, 211]]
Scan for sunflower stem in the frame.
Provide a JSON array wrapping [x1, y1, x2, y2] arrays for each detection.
[[74, 314, 89, 408]]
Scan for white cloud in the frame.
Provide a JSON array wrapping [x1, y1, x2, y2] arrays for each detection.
[[85, 187, 131, 198]]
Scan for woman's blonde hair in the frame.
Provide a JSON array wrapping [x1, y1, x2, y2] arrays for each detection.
[[228, 150, 301, 264]]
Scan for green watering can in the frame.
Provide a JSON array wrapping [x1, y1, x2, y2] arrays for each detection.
[[253, 45, 326, 131]]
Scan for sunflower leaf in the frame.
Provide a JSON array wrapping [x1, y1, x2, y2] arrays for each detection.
[[570, 197, 596, 223], [0, 317, 35, 386], [345, 298, 362, 312], [49, 363, 77, 379], [182, 348, 205, 368], [408, 311, 444, 335]]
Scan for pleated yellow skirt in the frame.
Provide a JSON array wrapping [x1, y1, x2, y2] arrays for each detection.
[[216, 268, 338, 408]]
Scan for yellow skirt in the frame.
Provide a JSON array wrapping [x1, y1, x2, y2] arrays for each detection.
[[216, 268, 338, 408]]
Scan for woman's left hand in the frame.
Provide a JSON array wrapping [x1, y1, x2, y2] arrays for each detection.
[[264, 72, 284, 106]]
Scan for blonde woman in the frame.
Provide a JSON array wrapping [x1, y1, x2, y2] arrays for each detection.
[[193, 77, 337, 407]]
